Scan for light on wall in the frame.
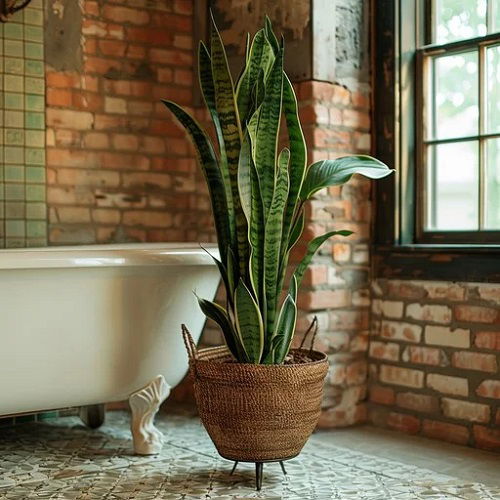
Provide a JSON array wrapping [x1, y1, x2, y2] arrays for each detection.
[[1, 0, 33, 22]]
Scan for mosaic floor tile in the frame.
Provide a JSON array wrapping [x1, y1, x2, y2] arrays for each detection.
[[0, 411, 498, 499]]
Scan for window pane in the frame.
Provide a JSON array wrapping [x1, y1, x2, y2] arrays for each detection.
[[486, 45, 500, 133], [435, 0, 487, 44], [430, 51, 479, 139], [485, 139, 500, 229], [492, 0, 500, 32], [427, 141, 479, 230]]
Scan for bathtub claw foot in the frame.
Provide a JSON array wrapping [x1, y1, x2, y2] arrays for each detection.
[[129, 375, 170, 455]]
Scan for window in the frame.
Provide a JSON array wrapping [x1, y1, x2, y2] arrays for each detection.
[[417, 0, 500, 243], [373, 0, 500, 282]]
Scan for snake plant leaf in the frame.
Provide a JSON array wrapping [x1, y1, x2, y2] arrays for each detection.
[[162, 100, 230, 266], [264, 147, 290, 334], [248, 153, 265, 308], [293, 230, 353, 287], [239, 131, 266, 308], [246, 93, 262, 158], [199, 41, 225, 161], [237, 132, 253, 223], [281, 73, 307, 254], [226, 246, 237, 299], [210, 13, 249, 277], [200, 246, 234, 310], [236, 29, 274, 126], [198, 42, 236, 247], [288, 211, 305, 251], [300, 156, 394, 201], [195, 295, 245, 361], [235, 279, 264, 363], [245, 32, 251, 62], [252, 68, 266, 114], [264, 15, 280, 55], [272, 284, 298, 364], [254, 48, 284, 214]]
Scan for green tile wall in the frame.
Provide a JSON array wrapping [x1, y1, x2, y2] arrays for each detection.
[[0, 3, 57, 425], [1, 0, 47, 248]]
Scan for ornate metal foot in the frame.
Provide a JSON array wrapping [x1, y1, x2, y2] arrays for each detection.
[[129, 374, 170, 455], [79, 404, 105, 429]]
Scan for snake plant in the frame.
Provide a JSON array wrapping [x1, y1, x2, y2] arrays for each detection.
[[163, 16, 393, 364]]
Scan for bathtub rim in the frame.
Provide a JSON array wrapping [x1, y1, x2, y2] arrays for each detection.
[[0, 242, 220, 269]]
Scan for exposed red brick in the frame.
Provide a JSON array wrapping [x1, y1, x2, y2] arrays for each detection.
[[379, 365, 424, 389], [351, 91, 370, 109], [454, 305, 499, 323], [475, 331, 500, 350], [102, 5, 150, 25], [381, 320, 422, 343], [127, 27, 174, 45], [427, 373, 468, 397], [298, 289, 351, 310], [369, 341, 400, 362], [406, 303, 452, 324], [452, 351, 497, 373], [473, 425, 500, 451], [396, 392, 439, 413], [150, 12, 191, 32], [174, 0, 193, 15], [83, 38, 97, 55], [476, 380, 500, 399], [85, 56, 122, 75], [387, 412, 421, 434], [98, 40, 127, 57], [83, 132, 109, 149], [423, 420, 469, 445], [84, 1, 99, 17], [47, 88, 73, 107], [369, 385, 395, 405], [441, 398, 490, 423], [301, 265, 329, 287], [47, 72, 82, 89], [402, 346, 444, 366], [342, 109, 370, 130], [386, 281, 426, 299], [345, 361, 368, 386]]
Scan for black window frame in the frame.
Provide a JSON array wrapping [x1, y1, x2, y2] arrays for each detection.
[[372, 0, 500, 283]]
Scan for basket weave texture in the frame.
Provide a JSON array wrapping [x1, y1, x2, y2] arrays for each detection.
[[185, 338, 328, 462]]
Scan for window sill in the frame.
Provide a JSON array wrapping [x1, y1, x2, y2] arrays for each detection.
[[372, 244, 500, 283]]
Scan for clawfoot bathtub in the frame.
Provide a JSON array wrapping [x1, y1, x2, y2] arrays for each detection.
[[0, 243, 219, 454]]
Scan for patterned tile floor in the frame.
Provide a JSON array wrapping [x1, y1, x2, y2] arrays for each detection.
[[0, 409, 499, 499]]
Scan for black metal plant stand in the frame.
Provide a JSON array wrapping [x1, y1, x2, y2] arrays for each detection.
[[229, 459, 288, 491]]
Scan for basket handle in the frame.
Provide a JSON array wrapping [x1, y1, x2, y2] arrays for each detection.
[[299, 315, 319, 354], [181, 323, 197, 361]]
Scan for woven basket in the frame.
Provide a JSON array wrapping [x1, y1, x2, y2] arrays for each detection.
[[182, 327, 328, 462]]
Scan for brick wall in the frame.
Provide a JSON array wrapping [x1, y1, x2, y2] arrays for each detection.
[[369, 279, 500, 451], [293, 81, 372, 427], [45, 0, 214, 246]]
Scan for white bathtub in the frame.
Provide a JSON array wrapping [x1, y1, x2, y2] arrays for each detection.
[[0, 243, 219, 431]]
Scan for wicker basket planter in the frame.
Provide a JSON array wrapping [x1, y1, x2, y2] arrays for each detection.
[[183, 330, 328, 463]]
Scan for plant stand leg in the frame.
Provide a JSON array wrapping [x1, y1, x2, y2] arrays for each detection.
[[230, 461, 238, 475], [129, 375, 170, 455], [255, 462, 264, 491], [280, 461, 287, 475]]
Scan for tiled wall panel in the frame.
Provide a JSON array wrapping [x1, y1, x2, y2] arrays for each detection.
[[0, 0, 47, 248]]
